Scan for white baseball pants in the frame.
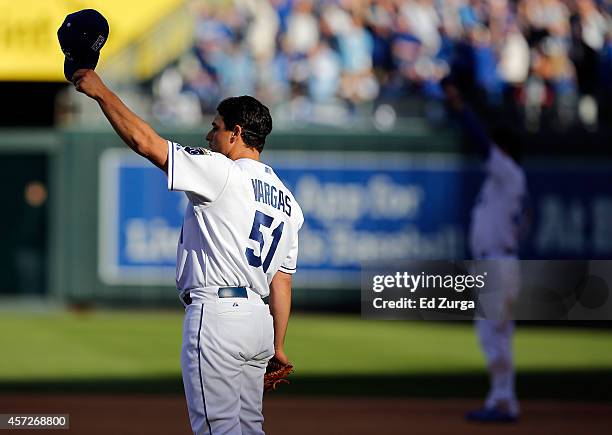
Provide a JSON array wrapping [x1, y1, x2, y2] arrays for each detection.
[[473, 258, 521, 416], [181, 294, 275, 435], [476, 319, 519, 415]]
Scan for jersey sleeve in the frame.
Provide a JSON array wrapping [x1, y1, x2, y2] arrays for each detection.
[[166, 141, 233, 203], [279, 233, 299, 274]]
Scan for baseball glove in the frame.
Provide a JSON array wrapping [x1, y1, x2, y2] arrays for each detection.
[[264, 357, 294, 393]]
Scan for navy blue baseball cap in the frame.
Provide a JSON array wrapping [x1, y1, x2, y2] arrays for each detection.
[[57, 9, 109, 82]]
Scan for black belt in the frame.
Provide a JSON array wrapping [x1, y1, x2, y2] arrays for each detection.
[[182, 287, 248, 305]]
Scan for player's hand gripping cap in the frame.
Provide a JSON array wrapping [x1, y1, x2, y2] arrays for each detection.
[[57, 9, 109, 82], [263, 357, 294, 393]]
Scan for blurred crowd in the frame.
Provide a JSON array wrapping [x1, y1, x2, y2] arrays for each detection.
[[152, 0, 612, 130]]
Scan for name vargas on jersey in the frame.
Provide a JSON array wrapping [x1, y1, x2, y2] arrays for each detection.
[[251, 178, 292, 217]]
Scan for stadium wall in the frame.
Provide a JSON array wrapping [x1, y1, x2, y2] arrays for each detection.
[[49, 127, 457, 308], [1, 128, 611, 309]]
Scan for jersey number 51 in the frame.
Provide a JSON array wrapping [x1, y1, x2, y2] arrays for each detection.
[[245, 211, 284, 272]]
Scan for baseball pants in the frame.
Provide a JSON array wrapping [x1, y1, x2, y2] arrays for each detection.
[[476, 319, 519, 415], [473, 258, 521, 416], [181, 293, 275, 435]]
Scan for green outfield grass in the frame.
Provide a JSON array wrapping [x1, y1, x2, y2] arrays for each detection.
[[1, 311, 611, 381]]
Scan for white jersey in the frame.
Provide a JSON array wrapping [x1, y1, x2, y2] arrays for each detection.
[[166, 141, 303, 298], [469, 145, 526, 257]]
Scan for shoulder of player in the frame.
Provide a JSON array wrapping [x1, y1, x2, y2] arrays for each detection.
[[293, 200, 305, 227], [273, 176, 302, 219], [488, 145, 523, 177], [171, 142, 229, 160], [278, 184, 303, 225], [235, 160, 286, 187], [266, 169, 302, 213]]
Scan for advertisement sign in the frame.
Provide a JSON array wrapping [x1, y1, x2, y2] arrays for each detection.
[[0, 0, 185, 81], [99, 149, 182, 285], [98, 149, 612, 287], [264, 152, 479, 287]]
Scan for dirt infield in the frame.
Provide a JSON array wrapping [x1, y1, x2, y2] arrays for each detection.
[[0, 394, 610, 434]]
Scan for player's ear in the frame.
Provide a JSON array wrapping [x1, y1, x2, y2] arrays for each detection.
[[231, 125, 243, 143]]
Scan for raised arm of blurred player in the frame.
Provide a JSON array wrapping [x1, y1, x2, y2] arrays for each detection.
[[269, 271, 292, 364], [442, 81, 491, 158], [71, 69, 168, 171]]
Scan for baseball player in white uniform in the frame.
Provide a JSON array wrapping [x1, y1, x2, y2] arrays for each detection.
[[72, 69, 303, 434], [467, 138, 525, 423], [443, 79, 527, 423]]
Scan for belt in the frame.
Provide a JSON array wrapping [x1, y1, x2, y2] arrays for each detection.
[[182, 286, 248, 306], [218, 287, 248, 298]]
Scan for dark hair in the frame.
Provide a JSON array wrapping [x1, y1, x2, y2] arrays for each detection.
[[216, 96, 273, 153], [490, 124, 522, 164]]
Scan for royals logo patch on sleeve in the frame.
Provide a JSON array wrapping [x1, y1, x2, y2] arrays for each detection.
[[183, 146, 212, 156]]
